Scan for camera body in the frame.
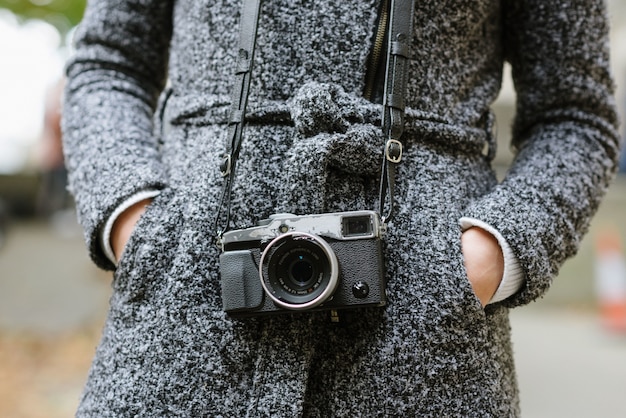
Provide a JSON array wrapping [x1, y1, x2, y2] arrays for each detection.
[[219, 210, 386, 317]]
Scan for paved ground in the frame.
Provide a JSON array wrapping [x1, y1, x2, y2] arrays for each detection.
[[510, 309, 626, 418], [1, 217, 625, 417]]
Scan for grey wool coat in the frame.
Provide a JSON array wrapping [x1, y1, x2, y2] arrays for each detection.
[[62, 0, 620, 416]]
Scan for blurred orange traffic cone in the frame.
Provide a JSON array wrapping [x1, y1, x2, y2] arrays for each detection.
[[594, 228, 626, 333]]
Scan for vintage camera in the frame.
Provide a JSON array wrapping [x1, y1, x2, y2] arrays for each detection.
[[219, 210, 386, 317]]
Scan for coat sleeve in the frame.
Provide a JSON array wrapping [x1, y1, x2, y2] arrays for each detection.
[[461, 0, 621, 307], [62, 0, 174, 270]]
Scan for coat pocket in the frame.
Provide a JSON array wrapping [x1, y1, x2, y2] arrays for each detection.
[[113, 187, 184, 302]]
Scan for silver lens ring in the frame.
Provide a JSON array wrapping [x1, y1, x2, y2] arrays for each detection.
[[259, 232, 339, 310]]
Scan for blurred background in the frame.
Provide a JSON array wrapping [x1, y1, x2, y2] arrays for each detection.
[[0, 1, 625, 417]]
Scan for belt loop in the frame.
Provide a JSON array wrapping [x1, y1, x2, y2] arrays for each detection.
[[483, 109, 497, 162], [157, 83, 174, 140]]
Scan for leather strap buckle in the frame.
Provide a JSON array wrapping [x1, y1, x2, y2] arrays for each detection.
[[385, 139, 403, 163], [220, 155, 232, 176]]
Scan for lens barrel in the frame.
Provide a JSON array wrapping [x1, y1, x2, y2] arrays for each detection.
[[259, 232, 339, 310]]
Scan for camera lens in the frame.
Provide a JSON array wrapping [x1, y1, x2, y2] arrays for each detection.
[[260, 232, 339, 310], [276, 249, 320, 293], [289, 256, 314, 284]]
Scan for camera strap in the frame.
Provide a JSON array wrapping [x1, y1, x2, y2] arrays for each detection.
[[215, 0, 414, 238], [379, 0, 415, 223], [215, 0, 262, 238]]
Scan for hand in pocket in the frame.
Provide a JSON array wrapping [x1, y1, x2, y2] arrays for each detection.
[[461, 226, 504, 306], [111, 198, 153, 262]]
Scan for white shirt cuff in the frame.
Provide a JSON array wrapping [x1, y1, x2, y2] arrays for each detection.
[[100, 190, 161, 265], [459, 217, 525, 304]]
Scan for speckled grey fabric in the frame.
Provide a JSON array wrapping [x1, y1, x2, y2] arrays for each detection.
[[62, 0, 620, 416]]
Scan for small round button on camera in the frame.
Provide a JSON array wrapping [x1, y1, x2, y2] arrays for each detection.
[[352, 281, 370, 299]]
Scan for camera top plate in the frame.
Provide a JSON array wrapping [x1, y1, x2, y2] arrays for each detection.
[[220, 210, 384, 250]]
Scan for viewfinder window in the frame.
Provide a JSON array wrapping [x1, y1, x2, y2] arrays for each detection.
[[342, 215, 372, 237]]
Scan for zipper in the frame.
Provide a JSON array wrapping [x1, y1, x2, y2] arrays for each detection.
[[363, 0, 390, 102]]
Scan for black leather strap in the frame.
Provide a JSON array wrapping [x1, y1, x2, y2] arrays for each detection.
[[379, 0, 415, 223], [215, 0, 262, 237], [216, 0, 414, 237]]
